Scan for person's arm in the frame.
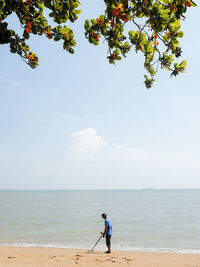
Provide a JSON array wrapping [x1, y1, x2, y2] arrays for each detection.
[[103, 225, 108, 238]]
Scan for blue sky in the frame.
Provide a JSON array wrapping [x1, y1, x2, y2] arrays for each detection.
[[0, 2, 199, 189]]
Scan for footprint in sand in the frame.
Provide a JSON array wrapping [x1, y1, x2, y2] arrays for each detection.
[[49, 256, 56, 259], [108, 259, 116, 263], [75, 254, 84, 262], [74, 255, 82, 264], [8, 257, 16, 259], [123, 257, 135, 264], [95, 259, 103, 263]]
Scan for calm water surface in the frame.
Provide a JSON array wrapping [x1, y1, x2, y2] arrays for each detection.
[[0, 190, 200, 253]]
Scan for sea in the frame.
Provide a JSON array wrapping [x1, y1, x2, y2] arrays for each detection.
[[0, 190, 200, 253]]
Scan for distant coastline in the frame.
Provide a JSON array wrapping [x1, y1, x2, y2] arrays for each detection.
[[1, 188, 200, 191]]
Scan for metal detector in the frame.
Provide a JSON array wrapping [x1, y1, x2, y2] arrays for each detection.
[[90, 232, 103, 252]]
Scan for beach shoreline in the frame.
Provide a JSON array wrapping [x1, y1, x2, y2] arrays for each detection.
[[1, 246, 200, 267]]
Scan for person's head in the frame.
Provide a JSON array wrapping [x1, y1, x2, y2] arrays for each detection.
[[101, 213, 107, 219]]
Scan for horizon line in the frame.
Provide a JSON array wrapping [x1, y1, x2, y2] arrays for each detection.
[[1, 188, 200, 191]]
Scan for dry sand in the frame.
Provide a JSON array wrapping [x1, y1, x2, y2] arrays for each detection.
[[1, 246, 200, 267]]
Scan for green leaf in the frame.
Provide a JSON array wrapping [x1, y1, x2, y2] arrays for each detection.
[[61, 26, 69, 34], [189, 0, 197, 7], [123, 41, 129, 48], [91, 19, 97, 26], [178, 60, 187, 69], [84, 20, 90, 31], [174, 63, 178, 69], [169, 20, 181, 32], [73, 9, 81, 14], [177, 31, 183, 38], [100, 15, 105, 22], [129, 30, 135, 38]]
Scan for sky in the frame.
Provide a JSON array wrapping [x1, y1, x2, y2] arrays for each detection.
[[0, 2, 200, 190]]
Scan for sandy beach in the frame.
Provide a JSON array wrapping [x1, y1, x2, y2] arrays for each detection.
[[1, 247, 200, 267]]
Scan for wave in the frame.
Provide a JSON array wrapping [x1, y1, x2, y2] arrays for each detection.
[[1, 242, 200, 254]]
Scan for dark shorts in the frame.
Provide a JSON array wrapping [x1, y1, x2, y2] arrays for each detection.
[[106, 235, 111, 247]]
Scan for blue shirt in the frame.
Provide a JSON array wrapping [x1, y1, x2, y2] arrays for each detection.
[[105, 218, 112, 236]]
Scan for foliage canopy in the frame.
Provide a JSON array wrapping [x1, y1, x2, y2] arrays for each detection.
[[0, 0, 197, 88]]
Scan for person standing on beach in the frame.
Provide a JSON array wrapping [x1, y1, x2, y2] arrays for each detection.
[[101, 213, 112, 253]]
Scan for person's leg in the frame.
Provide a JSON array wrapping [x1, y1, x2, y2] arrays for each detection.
[[106, 235, 111, 253]]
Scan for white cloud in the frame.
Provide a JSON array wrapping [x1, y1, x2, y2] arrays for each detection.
[[69, 128, 106, 159]]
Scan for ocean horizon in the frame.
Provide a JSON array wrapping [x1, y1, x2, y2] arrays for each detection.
[[1, 189, 200, 253]]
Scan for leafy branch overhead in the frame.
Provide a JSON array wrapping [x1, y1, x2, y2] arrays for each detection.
[[0, 0, 197, 88]]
